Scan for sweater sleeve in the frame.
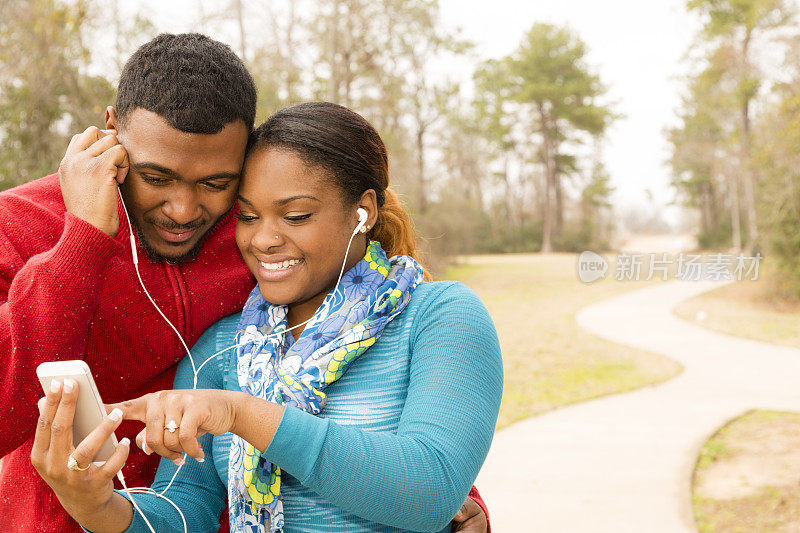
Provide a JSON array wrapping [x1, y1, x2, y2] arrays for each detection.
[[263, 282, 503, 532], [106, 318, 234, 533], [0, 213, 124, 457]]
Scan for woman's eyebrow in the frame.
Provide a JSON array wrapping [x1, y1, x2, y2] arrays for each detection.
[[275, 195, 322, 206]]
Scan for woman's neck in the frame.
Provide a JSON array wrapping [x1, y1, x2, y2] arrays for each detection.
[[286, 295, 323, 337]]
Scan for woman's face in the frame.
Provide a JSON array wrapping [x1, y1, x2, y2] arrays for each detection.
[[235, 147, 371, 317]]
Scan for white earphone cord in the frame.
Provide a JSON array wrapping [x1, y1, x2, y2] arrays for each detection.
[[116, 189, 366, 533]]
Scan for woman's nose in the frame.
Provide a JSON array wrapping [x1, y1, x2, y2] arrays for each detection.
[[250, 221, 283, 250]]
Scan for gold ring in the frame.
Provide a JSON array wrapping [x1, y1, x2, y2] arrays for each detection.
[[67, 454, 90, 471], [165, 420, 179, 433]]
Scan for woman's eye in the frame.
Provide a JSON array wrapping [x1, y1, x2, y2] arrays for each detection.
[[236, 213, 258, 223], [285, 214, 312, 222]]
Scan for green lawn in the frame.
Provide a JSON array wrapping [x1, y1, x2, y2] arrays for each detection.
[[693, 410, 800, 532], [444, 253, 682, 429], [674, 266, 800, 349]]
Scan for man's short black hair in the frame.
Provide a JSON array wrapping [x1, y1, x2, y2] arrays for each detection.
[[116, 33, 257, 134]]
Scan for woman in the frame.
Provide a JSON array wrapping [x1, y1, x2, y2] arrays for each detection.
[[31, 102, 503, 532]]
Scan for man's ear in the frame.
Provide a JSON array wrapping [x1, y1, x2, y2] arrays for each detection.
[[105, 106, 118, 132]]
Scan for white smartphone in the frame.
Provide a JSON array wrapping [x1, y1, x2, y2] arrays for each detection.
[[36, 360, 118, 463]]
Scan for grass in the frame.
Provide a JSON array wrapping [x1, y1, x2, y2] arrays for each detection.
[[443, 253, 682, 429], [674, 261, 800, 349], [693, 410, 800, 532], [677, 267, 800, 532]]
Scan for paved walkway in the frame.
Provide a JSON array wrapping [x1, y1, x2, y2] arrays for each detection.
[[475, 280, 800, 532]]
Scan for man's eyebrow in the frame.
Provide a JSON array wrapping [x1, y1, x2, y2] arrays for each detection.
[[132, 162, 239, 181], [131, 162, 179, 178], [201, 172, 240, 181]]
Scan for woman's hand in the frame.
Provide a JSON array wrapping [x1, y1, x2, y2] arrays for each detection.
[[30, 379, 131, 523], [109, 389, 244, 464]]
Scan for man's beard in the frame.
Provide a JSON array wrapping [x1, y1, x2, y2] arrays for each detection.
[[131, 214, 225, 265]]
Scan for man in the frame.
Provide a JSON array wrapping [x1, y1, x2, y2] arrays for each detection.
[[0, 33, 489, 532]]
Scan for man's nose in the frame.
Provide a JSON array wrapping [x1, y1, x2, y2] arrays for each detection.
[[162, 187, 202, 225]]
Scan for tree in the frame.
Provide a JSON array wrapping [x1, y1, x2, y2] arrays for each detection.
[[579, 159, 615, 251], [0, 0, 114, 189], [752, 37, 800, 296], [503, 23, 615, 252], [668, 47, 741, 249], [687, 0, 796, 252]]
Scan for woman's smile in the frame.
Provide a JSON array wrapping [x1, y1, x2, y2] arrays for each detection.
[[256, 256, 305, 281]]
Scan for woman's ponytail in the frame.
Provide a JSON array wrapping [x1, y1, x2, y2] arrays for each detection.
[[371, 188, 433, 282]]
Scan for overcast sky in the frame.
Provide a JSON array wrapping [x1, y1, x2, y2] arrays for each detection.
[[438, 0, 700, 220], [140, 0, 700, 223]]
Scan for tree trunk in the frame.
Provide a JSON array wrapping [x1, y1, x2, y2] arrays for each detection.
[[503, 154, 512, 223], [553, 138, 563, 239], [730, 172, 742, 252], [708, 178, 719, 237], [700, 182, 710, 238], [416, 122, 427, 213], [740, 31, 759, 252], [327, 0, 341, 103], [540, 106, 554, 253], [234, 0, 246, 63]]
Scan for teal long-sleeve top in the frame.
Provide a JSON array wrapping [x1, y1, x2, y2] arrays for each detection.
[[112, 281, 503, 533]]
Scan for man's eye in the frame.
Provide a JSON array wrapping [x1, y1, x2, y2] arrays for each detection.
[[285, 214, 312, 222], [202, 181, 230, 191], [142, 175, 169, 185]]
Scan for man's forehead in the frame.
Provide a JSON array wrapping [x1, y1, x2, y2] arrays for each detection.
[[118, 109, 248, 177]]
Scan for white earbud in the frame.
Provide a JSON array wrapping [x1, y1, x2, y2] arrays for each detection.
[[353, 207, 368, 236]]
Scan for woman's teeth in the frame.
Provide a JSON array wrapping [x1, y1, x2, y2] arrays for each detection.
[[260, 259, 301, 271]]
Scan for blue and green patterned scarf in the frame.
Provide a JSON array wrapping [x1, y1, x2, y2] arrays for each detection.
[[228, 240, 423, 532]]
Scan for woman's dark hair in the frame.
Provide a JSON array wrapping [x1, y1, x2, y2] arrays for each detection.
[[248, 102, 430, 280], [116, 33, 257, 134]]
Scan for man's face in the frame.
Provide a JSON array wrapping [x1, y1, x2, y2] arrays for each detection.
[[111, 108, 249, 263]]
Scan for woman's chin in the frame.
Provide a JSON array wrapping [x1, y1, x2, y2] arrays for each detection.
[[257, 285, 299, 306]]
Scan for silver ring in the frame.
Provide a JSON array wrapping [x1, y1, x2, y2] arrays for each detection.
[[165, 420, 179, 433], [67, 454, 90, 471]]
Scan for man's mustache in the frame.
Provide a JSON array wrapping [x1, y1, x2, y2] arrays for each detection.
[[145, 217, 205, 232]]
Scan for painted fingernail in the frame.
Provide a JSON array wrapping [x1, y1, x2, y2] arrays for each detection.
[[37, 397, 46, 413], [63, 379, 74, 393], [108, 408, 123, 422], [142, 440, 152, 455], [50, 380, 61, 393], [172, 457, 185, 466], [119, 438, 130, 447], [197, 456, 205, 463]]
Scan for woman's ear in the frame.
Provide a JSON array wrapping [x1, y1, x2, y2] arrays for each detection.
[[105, 106, 118, 132], [357, 189, 379, 232]]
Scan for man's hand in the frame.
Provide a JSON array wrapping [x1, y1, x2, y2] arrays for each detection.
[[451, 495, 488, 532], [58, 126, 129, 236]]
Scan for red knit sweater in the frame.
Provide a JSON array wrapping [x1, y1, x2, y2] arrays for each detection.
[[0, 174, 255, 532], [0, 174, 490, 533]]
